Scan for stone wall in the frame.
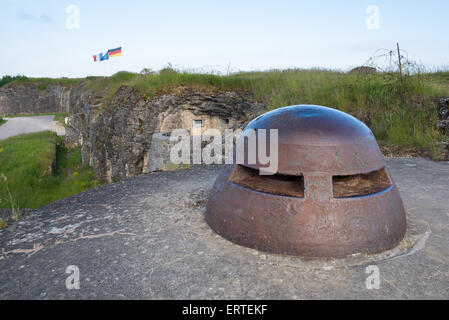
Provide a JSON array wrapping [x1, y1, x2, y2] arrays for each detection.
[[0, 83, 92, 115], [66, 86, 266, 183]]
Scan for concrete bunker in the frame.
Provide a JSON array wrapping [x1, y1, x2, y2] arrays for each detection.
[[146, 111, 238, 172]]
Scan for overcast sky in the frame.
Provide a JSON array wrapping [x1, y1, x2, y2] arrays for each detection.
[[1, 0, 448, 78]]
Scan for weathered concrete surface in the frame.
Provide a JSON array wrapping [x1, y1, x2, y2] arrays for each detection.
[[66, 86, 266, 183], [0, 116, 65, 140], [0, 158, 448, 299], [145, 132, 229, 173]]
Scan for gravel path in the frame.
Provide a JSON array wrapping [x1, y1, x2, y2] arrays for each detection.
[[0, 115, 65, 140], [0, 158, 448, 299]]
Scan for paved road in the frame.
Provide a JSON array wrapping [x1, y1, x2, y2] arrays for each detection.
[[0, 158, 448, 299], [0, 116, 65, 140]]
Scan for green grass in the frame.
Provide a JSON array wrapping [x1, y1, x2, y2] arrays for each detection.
[[5, 76, 84, 87], [243, 71, 447, 159], [6, 68, 449, 159], [0, 118, 6, 126], [53, 113, 68, 126], [0, 131, 99, 213]]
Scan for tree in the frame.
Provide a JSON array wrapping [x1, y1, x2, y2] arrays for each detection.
[[0, 75, 27, 88]]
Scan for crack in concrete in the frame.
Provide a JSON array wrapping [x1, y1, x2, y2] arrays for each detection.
[[384, 220, 432, 262], [1, 243, 44, 258], [1, 230, 138, 260]]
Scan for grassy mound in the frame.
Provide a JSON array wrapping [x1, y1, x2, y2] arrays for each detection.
[[83, 69, 448, 159], [6, 69, 449, 159]]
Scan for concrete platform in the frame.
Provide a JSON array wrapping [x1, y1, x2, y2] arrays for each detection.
[[0, 158, 448, 299]]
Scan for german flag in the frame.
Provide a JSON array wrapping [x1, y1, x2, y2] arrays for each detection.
[[108, 47, 122, 58]]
